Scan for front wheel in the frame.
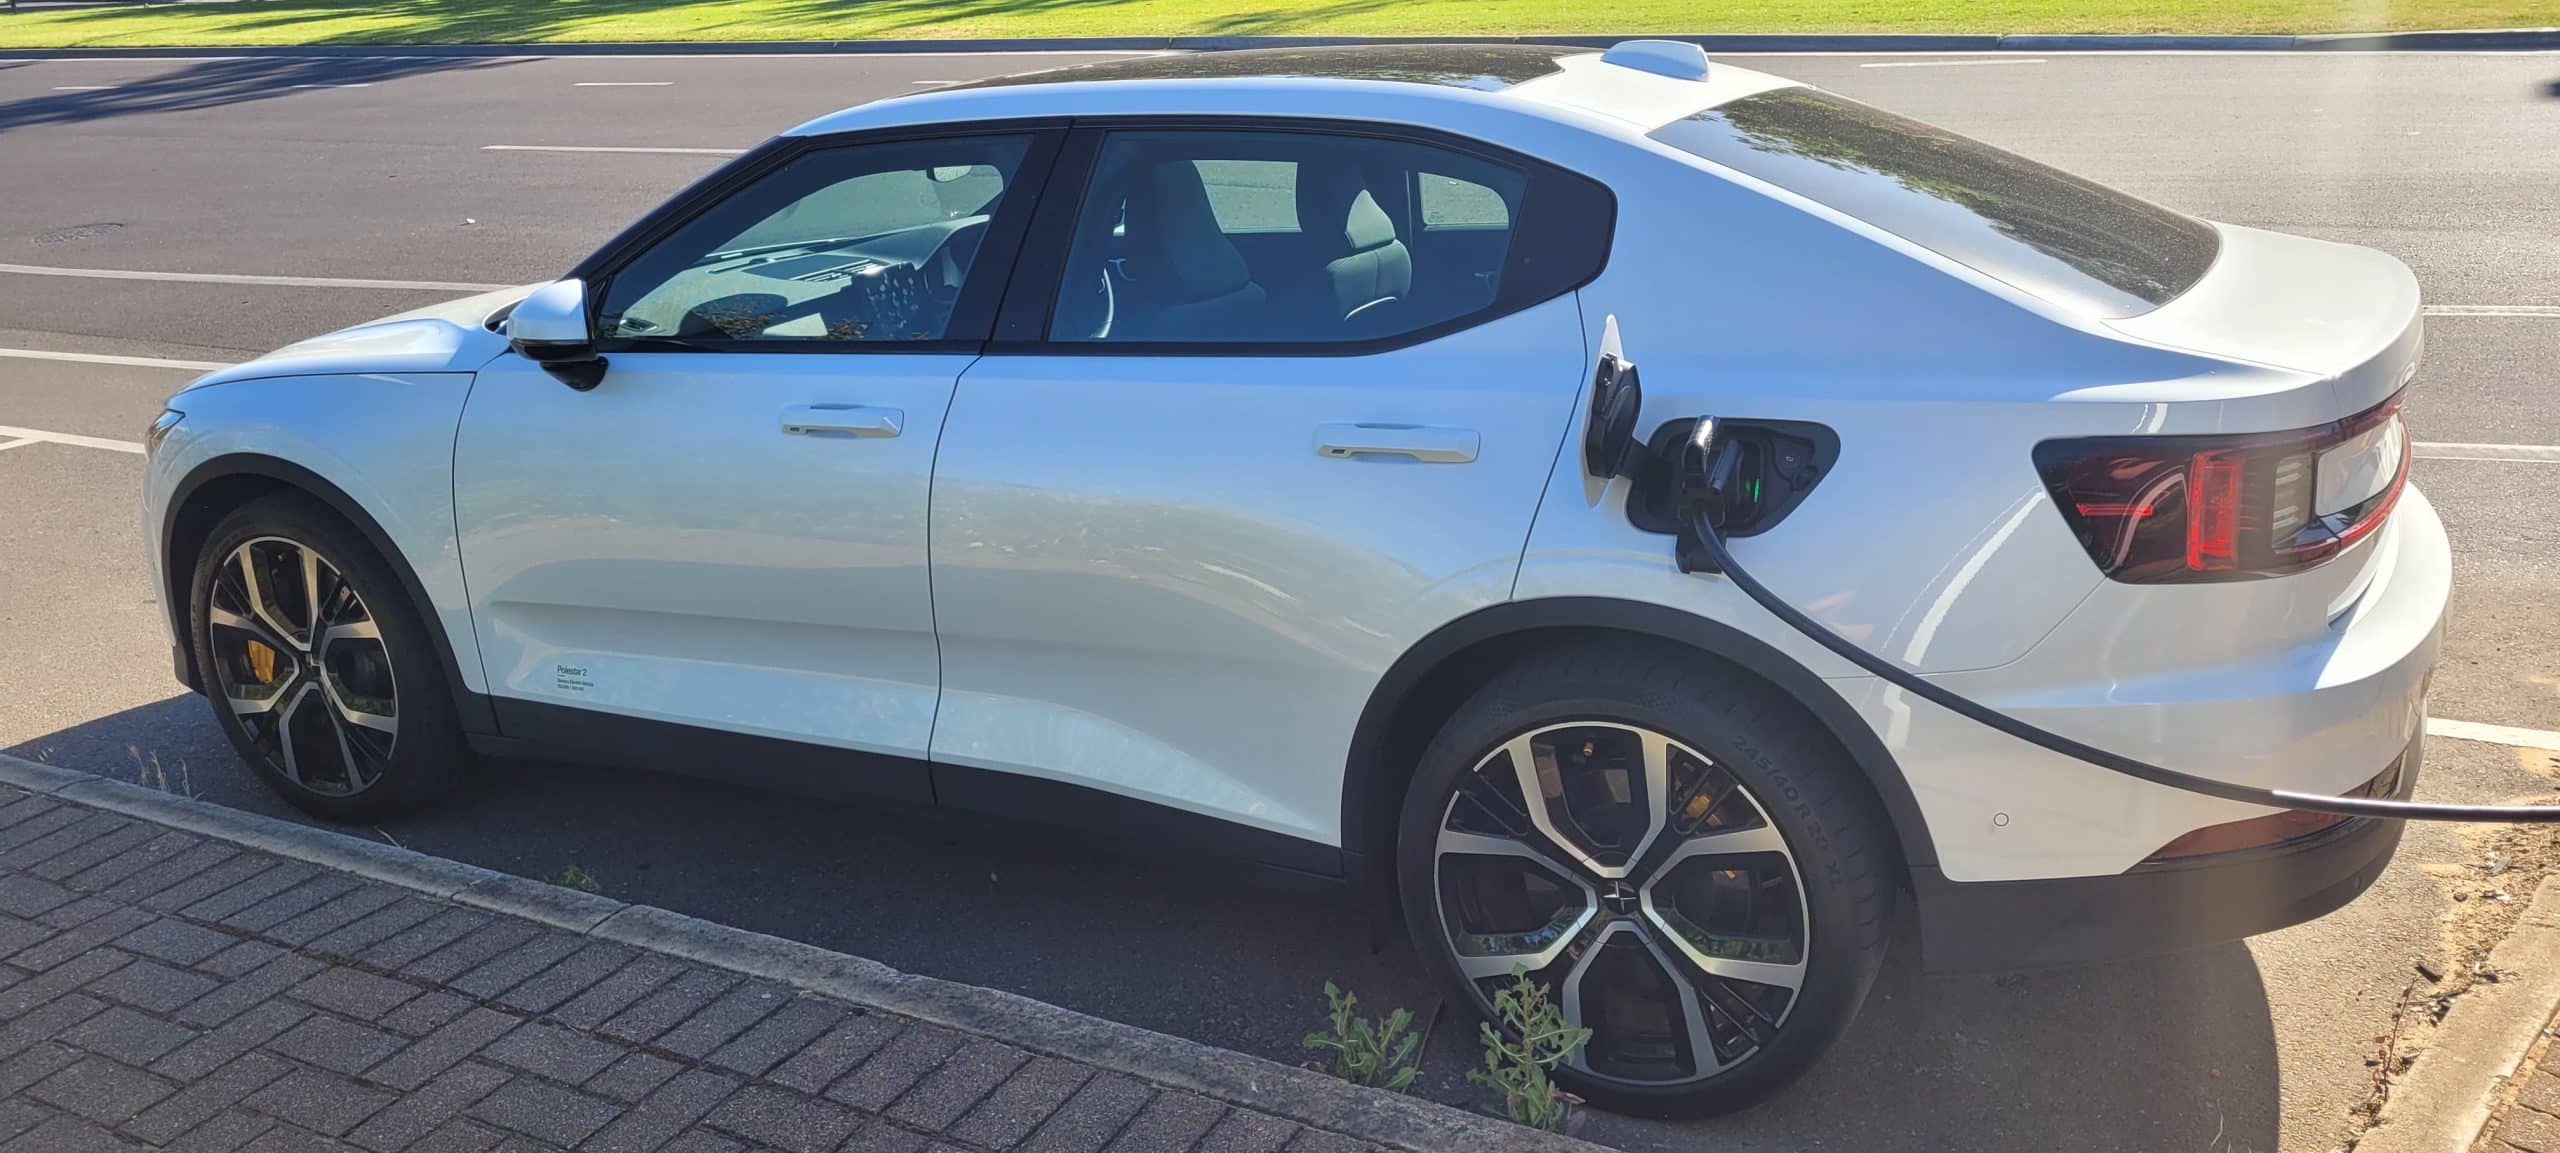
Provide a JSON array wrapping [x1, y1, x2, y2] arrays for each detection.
[[1397, 644, 1895, 1117], [189, 493, 465, 821]]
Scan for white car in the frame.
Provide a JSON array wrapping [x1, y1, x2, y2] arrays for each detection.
[[141, 43, 2447, 1115]]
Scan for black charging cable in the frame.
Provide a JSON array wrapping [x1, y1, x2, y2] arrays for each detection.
[[1677, 418, 2560, 824]]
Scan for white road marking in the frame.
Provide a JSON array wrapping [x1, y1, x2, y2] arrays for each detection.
[[2428, 717, 2560, 754], [289, 83, 374, 89], [574, 81, 673, 87], [0, 262, 507, 293], [482, 144, 744, 156], [911, 80, 964, 86], [51, 85, 118, 91], [0, 425, 144, 455], [1861, 57, 2048, 68], [2414, 442, 2560, 463], [0, 346, 231, 372], [2424, 304, 2560, 318], [0, 439, 35, 453]]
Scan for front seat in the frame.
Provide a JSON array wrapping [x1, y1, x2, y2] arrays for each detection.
[[1289, 164, 1412, 335], [1115, 160, 1267, 341]]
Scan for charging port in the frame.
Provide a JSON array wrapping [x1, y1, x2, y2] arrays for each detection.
[[1627, 418, 1838, 540]]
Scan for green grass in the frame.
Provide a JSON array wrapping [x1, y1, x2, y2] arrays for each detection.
[[0, 0, 2553, 49]]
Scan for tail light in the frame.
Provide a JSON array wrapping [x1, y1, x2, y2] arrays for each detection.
[[2034, 392, 2409, 583]]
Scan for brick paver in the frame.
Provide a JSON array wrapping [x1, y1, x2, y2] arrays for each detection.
[[0, 785, 1395, 1153]]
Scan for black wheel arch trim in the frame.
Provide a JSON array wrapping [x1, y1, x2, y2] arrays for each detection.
[[162, 453, 497, 736], [1341, 596, 1939, 901]]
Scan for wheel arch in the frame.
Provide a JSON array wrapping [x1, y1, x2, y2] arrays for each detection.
[[1341, 596, 1936, 902], [162, 453, 495, 734]]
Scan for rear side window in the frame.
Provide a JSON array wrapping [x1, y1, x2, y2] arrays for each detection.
[[1652, 88, 2218, 317], [1044, 127, 1610, 347]]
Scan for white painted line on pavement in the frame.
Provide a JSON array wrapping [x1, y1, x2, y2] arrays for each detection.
[[0, 262, 507, 293], [483, 144, 744, 156], [912, 79, 964, 86], [52, 85, 118, 91], [2424, 304, 2560, 318], [290, 83, 374, 89], [2414, 442, 2560, 463], [0, 346, 231, 372], [0, 439, 35, 453], [1861, 57, 2048, 68], [0, 425, 144, 456], [575, 81, 674, 86], [2429, 717, 2560, 753]]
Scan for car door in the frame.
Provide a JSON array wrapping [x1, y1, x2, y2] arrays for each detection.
[[926, 123, 1612, 860], [454, 127, 1060, 792]]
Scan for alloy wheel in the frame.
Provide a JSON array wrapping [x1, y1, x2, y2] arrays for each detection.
[[204, 535, 399, 796], [1433, 721, 1808, 1087]]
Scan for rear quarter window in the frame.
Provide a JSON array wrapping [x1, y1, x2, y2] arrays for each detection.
[[1652, 87, 2219, 317]]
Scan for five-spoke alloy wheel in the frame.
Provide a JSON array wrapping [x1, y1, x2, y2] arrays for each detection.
[[191, 494, 464, 820], [1399, 645, 1893, 1117]]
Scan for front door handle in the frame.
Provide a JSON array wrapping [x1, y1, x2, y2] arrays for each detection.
[[782, 404, 902, 438], [1315, 423, 1479, 464]]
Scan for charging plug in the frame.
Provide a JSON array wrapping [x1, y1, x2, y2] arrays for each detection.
[[1672, 417, 1737, 573]]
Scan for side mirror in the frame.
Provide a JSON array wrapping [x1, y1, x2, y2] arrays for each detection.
[[508, 279, 607, 391]]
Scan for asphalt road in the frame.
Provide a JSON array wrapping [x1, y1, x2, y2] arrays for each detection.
[[3, 47, 2558, 1153]]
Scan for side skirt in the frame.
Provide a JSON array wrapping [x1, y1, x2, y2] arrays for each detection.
[[470, 695, 1346, 881]]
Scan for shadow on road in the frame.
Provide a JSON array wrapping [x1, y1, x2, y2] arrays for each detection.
[[0, 55, 518, 135], [10, 698, 2280, 1152]]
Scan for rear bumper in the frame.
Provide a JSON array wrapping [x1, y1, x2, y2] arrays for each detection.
[[1912, 732, 2417, 971]]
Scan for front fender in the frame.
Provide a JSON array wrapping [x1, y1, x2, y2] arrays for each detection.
[[152, 372, 488, 728]]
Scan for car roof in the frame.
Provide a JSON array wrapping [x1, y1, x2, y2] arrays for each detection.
[[784, 44, 1800, 140]]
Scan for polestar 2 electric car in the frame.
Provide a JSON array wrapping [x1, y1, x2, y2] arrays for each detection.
[[141, 42, 2448, 1114]]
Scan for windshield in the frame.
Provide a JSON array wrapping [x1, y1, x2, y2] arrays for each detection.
[[1653, 86, 2220, 317]]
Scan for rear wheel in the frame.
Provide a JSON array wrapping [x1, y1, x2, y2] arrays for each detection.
[[1397, 644, 1893, 1117], [189, 493, 464, 821]]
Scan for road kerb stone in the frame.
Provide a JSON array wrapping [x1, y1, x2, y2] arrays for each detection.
[[2358, 875, 2560, 1153], [0, 753, 1607, 1153]]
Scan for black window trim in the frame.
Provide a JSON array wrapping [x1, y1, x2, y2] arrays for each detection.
[[568, 118, 1074, 357], [983, 115, 1617, 359]]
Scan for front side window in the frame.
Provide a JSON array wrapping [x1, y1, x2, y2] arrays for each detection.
[[1047, 129, 1531, 345], [1652, 88, 2218, 317], [599, 134, 1032, 345]]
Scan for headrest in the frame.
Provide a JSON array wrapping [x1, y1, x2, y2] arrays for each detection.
[[1297, 164, 1398, 255], [1125, 160, 1252, 303]]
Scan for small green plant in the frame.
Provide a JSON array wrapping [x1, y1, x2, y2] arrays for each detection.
[[1468, 969, 1590, 1132], [1301, 981, 1423, 1092], [553, 864, 601, 894]]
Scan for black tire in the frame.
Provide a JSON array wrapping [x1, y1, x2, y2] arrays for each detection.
[[1396, 641, 1894, 1118], [188, 492, 465, 821]]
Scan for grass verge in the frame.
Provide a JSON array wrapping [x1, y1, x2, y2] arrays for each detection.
[[0, 0, 2555, 49]]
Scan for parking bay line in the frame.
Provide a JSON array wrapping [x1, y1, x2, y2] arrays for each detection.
[[0, 262, 508, 293], [2424, 305, 2560, 318], [0, 346, 233, 373], [483, 144, 743, 156], [2416, 442, 2560, 463], [574, 81, 674, 87], [1861, 58, 2048, 68], [0, 425, 144, 455], [2429, 718, 2560, 754]]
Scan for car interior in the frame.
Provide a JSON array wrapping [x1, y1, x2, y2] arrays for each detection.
[[1054, 134, 1526, 343]]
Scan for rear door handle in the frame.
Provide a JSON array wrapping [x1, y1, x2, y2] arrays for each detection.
[[1315, 423, 1479, 464], [782, 404, 903, 438]]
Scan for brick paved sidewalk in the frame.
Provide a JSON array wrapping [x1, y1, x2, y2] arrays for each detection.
[[2478, 1021, 2560, 1153], [0, 782, 1481, 1153]]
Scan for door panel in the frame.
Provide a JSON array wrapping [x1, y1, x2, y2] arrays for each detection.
[[927, 293, 1587, 844], [455, 352, 964, 756]]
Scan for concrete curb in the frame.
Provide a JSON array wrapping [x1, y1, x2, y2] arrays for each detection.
[[0, 28, 2554, 59], [0, 752, 1607, 1153], [2357, 876, 2560, 1153]]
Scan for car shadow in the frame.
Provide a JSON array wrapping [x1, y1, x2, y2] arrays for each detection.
[[0, 55, 519, 136], [9, 698, 2279, 1153]]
